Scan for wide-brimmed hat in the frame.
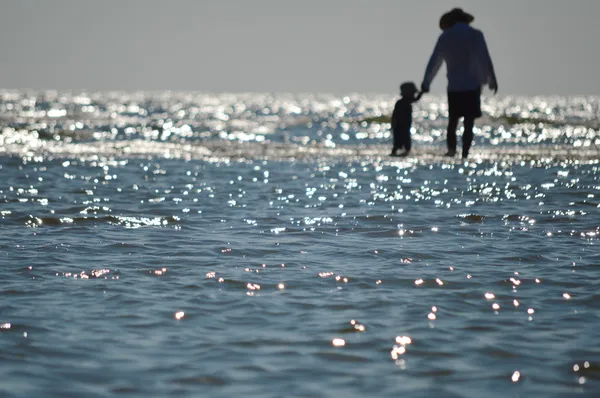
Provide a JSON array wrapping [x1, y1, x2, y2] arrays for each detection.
[[439, 8, 474, 30]]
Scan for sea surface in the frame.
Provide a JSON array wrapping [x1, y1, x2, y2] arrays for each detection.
[[1, 91, 599, 397]]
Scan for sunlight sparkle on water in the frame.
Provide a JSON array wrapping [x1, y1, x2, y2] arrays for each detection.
[[395, 336, 412, 345], [2, 92, 600, 397], [350, 319, 366, 332], [511, 371, 521, 382], [390, 345, 406, 360]]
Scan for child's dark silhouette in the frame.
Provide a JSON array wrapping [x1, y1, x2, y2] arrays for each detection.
[[391, 82, 422, 156]]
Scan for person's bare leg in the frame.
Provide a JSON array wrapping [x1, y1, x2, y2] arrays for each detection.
[[446, 115, 459, 156], [462, 117, 474, 158]]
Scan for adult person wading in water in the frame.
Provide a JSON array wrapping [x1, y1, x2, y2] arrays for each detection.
[[420, 8, 498, 159]]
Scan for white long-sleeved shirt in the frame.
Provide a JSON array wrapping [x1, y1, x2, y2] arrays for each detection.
[[422, 23, 497, 93]]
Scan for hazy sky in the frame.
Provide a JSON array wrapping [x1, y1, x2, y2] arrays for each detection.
[[1, 0, 599, 95]]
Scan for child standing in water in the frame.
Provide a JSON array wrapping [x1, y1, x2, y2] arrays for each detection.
[[391, 82, 422, 156]]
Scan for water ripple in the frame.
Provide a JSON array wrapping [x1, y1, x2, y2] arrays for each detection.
[[1, 92, 599, 397]]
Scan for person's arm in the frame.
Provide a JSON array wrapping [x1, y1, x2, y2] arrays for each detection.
[[391, 101, 400, 130], [421, 35, 445, 93], [413, 92, 423, 102], [476, 31, 498, 93]]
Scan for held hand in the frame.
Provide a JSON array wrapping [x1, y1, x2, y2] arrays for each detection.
[[420, 82, 430, 93], [489, 81, 498, 95]]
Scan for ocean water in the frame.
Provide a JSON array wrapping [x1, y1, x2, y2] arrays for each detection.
[[0, 91, 599, 397]]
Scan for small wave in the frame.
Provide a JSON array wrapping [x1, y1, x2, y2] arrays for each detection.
[[457, 214, 486, 222], [20, 214, 181, 228], [2, 137, 598, 162], [169, 375, 228, 386], [315, 351, 373, 363]]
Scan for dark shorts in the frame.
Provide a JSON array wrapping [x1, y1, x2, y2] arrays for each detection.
[[448, 88, 482, 119]]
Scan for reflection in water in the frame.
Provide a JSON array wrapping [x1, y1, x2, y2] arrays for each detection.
[[0, 91, 599, 397]]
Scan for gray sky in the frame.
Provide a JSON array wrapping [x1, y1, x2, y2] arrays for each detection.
[[1, 0, 598, 95]]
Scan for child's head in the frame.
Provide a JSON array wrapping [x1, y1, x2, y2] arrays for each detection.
[[400, 82, 418, 99]]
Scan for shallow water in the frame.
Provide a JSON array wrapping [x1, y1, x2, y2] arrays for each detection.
[[1, 91, 599, 397]]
